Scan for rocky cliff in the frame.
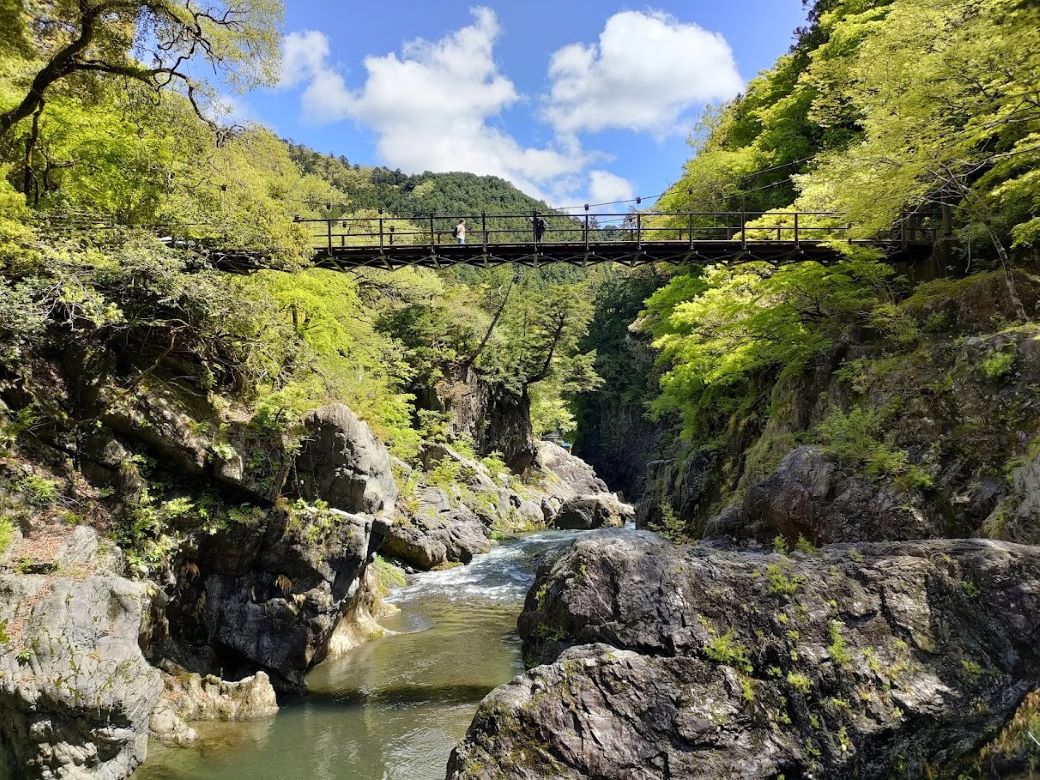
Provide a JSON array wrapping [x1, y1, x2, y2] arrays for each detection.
[[450, 531, 1040, 779]]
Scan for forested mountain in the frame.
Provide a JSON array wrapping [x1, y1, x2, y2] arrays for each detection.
[[286, 143, 554, 217]]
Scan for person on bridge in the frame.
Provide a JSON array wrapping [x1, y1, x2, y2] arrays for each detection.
[[532, 213, 546, 243], [454, 219, 466, 245]]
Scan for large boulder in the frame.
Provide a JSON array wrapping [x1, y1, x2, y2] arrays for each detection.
[[451, 532, 1040, 779], [167, 507, 390, 691], [552, 494, 633, 530], [535, 442, 608, 500], [149, 665, 278, 747], [0, 574, 164, 780], [383, 487, 492, 569], [293, 404, 397, 515]]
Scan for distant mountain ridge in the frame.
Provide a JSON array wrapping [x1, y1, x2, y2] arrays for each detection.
[[285, 142, 553, 218]]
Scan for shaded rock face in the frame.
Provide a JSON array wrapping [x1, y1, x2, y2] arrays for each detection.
[[704, 445, 935, 545], [640, 313, 1040, 547], [453, 533, 1040, 779], [431, 364, 537, 473], [0, 574, 164, 780], [384, 486, 492, 569], [553, 494, 632, 530], [169, 508, 388, 691], [293, 404, 398, 514]]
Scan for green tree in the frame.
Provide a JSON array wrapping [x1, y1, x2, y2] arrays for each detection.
[[0, 0, 282, 136]]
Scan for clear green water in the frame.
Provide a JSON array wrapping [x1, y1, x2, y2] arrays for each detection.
[[137, 530, 582, 780]]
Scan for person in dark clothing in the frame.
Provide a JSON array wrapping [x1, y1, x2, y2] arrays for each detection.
[[532, 213, 547, 243]]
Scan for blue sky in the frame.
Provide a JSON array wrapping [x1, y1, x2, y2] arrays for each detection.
[[241, 1, 808, 208]]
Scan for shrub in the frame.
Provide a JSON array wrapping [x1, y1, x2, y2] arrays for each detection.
[[979, 351, 1015, 381], [704, 629, 753, 674]]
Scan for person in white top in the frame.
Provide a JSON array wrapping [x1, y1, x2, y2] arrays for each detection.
[[455, 219, 466, 245]]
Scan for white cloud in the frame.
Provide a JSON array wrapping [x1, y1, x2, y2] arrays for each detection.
[[282, 8, 591, 201], [279, 30, 330, 88], [544, 10, 743, 137], [588, 170, 635, 205]]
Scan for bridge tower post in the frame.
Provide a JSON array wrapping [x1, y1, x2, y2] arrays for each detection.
[[584, 204, 589, 253]]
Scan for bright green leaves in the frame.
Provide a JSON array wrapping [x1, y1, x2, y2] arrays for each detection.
[[641, 258, 894, 437]]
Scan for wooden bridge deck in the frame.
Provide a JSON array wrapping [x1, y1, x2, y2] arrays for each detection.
[[309, 238, 919, 271], [298, 209, 936, 270]]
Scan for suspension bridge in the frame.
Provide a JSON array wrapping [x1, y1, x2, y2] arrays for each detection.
[[39, 208, 939, 271], [296, 209, 937, 271]]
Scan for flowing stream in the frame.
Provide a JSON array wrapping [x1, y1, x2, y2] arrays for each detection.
[[137, 530, 584, 780]]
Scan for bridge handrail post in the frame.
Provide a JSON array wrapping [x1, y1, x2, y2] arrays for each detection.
[[741, 212, 747, 249], [688, 212, 694, 248], [794, 212, 800, 248], [429, 214, 435, 248], [378, 209, 384, 251], [482, 211, 488, 249], [636, 212, 642, 249], [584, 204, 590, 252], [389, 225, 395, 246], [326, 218, 332, 252]]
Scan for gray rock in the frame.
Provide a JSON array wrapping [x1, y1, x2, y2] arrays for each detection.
[[0, 575, 164, 780], [704, 445, 932, 545], [170, 507, 386, 691], [553, 494, 633, 530], [454, 532, 1040, 779], [535, 442, 609, 499], [991, 449, 1040, 545], [149, 665, 277, 746], [431, 364, 537, 472], [99, 382, 211, 476], [383, 487, 491, 569], [293, 404, 398, 515]]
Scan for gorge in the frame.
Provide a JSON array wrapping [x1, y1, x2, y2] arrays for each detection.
[[3, 0, 1040, 778]]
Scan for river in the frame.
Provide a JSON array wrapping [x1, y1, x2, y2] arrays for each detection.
[[137, 530, 584, 780]]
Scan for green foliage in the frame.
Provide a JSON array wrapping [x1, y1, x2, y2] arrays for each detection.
[[786, 671, 813, 695], [0, 514, 13, 553], [766, 562, 801, 596], [704, 629, 753, 674], [641, 258, 893, 438], [816, 405, 932, 488], [979, 351, 1015, 381], [827, 620, 852, 667], [15, 475, 58, 506]]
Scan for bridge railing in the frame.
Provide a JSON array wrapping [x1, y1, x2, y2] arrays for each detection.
[[292, 209, 935, 253]]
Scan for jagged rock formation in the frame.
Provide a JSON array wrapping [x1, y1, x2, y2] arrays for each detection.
[[451, 532, 1040, 779], [149, 665, 278, 747], [0, 385, 397, 777], [0, 571, 164, 779], [168, 505, 388, 690], [428, 364, 537, 472], [383, 440, 629, 570]]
